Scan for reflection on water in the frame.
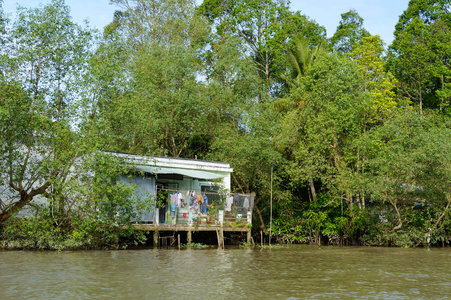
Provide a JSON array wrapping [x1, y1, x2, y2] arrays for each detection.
[[1, 246, 450, 299]]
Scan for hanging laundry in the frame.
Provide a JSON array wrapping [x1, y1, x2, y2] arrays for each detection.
[[202, 194, 209, 214], [197, 194, 204, 204], [225, 196, 233, 211], [170, 193, 178, 205], [190, 192, 197, 209], [170, 204, 177, 216], [177, 193, 182, 207], [243, 196, 250, 209]]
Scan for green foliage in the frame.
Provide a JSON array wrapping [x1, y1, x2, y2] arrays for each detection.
[[389, 0, 451, 112], [279, 34, 322, 93], [394, 0, 451, 34], [0, 1, 149, 249], [350, 35, 398, 120], [330, 9, 370, 54], [101, 0, 211, 157], [278, 52, 368, 207], [0, 205, 146, 250], [199, 0, 326, 98], [359, 109, 451, 245], [182, 242, 207, 249], [2, 0, 451, 250], [0, 0, 97, 225]]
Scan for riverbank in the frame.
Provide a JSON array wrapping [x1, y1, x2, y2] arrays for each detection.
[[2, 214, 450, 251]]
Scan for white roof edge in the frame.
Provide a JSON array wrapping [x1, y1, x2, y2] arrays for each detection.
[[108, 152, 234, 173]]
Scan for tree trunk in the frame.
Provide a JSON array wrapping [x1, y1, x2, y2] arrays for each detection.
[[0, 181, 51, 224], [0, 192, 31, 223], [333, 131, 352, 209], [309, 176, 317, 203], [254, 205, 267, 232], [390, 199, 403, 232]]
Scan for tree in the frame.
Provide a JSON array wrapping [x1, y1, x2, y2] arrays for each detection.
[[362, 110, 451, 246], [199, 0, 326, 99], [394, 0, 451, 32], [276, 34, 322, 201], [278, 52, 368, 211], [202, 34, 261, 146], [280, 34, 321, 90], [0, 0, 94, 224], [429, 19, 451, 112], [208, 102, 286, 232], [330, 9, 370, 54], [389, 0, 451, 113], [350, 35, 397, 120], [102, 0, 210, 157], [199, 0, 288, 98], [389, 17, 436, 114]]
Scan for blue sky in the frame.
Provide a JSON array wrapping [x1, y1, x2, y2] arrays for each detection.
[[2, 0, 410, 45]]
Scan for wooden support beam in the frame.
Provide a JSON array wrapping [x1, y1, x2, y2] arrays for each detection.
[[178, 234, 180, 250], [216, 229, 220, 248], [132, 224, 249, 232], [187, 230, 192, 244], [153, 230, 159, 247], [217, 228, 224, 249]]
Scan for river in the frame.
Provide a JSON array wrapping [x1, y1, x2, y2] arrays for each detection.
[[1, 245, 450, 299]]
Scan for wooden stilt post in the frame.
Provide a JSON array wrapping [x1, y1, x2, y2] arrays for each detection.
[[216, 229, 220, 248], [187, 230, 192, 244], [178, 234, 181, 250], [247, 229, 251, 244], [217, 229, 224, 249], [153, 230, 159, 248]]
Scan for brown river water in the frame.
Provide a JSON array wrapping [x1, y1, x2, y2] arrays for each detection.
[[1, 245, 450, 299]]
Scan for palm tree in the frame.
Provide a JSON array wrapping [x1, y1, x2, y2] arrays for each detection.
[[280, 35, 321, 90], [277, 35, 322, 202]]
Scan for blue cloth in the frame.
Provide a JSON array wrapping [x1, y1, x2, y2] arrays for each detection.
[[202, 194, 208, 214], [170, 204, 177, 216]]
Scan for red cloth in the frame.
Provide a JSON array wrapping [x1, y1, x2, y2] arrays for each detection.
[[183, 213, 187, 219]]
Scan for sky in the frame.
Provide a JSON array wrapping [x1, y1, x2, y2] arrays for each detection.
[[2, 0, 411, 45]]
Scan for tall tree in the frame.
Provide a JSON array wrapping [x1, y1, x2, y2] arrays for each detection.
[[199, 0, 326, 99], [330, 9, 370, 54], [105, 0, 210, 157], [430, 19, 451, 112], [276, 34, 322, 201], [362, 110, 451, 244], [389, 17, 436, 114], [202, 33, 260, 142], [389, 0, 451, 113], [0, 0, 93, 224], [277, 52, 368, 211], [279, 34, 321, 91], [394, 0, 450, 32], [350, 35, 397, 120]]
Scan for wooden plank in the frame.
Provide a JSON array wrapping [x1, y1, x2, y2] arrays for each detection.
[[132, 224, 250, 232]]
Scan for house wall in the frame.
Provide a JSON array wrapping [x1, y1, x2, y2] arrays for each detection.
[[110, 153, 233, 191], [119, 174, 156, 222]]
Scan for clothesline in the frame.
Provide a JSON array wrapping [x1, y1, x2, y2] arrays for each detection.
[[157, 187, 252, 197], [157, 187, 227, 196]]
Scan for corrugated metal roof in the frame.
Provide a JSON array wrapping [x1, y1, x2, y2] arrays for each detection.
[[107, 151, 231, 165], [134, 165, 227, 180]]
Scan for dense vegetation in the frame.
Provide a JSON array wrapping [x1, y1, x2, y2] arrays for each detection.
[[1, 0, 450, 249]]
